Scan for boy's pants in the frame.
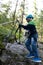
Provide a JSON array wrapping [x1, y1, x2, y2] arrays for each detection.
[[25, 33, 39, 58]]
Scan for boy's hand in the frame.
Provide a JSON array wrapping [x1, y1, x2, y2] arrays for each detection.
[[19, 24, 22, 28]]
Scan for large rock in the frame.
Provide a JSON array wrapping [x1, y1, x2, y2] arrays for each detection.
[[5, 43, 28, 55], [0, 42, 43, 65], [0, 43, 29, 65]]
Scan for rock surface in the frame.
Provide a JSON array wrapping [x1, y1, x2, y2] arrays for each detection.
[[0, 42, 43, 65], [5, 43, 28, 55]]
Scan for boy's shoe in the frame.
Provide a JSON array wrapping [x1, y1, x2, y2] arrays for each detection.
[[31, 57, 41, 62], [25, 53, 34, 58]]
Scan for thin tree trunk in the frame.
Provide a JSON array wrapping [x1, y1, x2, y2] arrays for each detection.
[[19, 0, 25, 44]]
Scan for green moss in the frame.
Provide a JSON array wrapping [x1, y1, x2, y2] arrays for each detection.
[[0, 41, 5, 49]]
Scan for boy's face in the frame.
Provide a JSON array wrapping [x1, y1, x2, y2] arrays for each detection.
[[26, 18, 31, 22]]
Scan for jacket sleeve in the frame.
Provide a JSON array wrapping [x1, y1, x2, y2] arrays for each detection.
[[20, 24, 29, 30]]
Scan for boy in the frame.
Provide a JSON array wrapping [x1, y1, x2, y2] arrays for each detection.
[[19, 14, 41, 62]]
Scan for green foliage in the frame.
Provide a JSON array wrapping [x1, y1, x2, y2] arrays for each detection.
[[0, 41, 5, 49], [0, 25, 10, 35], [37, 10, 43, 42], [0, 13, 9, 23], [39, 10, 43, 22]]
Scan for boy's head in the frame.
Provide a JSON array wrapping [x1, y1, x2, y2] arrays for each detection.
[[26, 14, 34, 22]]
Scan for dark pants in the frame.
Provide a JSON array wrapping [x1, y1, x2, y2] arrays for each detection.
[[25, 33, 39, 57]]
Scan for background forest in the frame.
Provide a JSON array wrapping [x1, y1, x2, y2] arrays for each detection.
[[0, 0, 43, 49]]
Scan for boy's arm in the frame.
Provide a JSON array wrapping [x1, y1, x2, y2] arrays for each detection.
[[19, 24, 29, 30]]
